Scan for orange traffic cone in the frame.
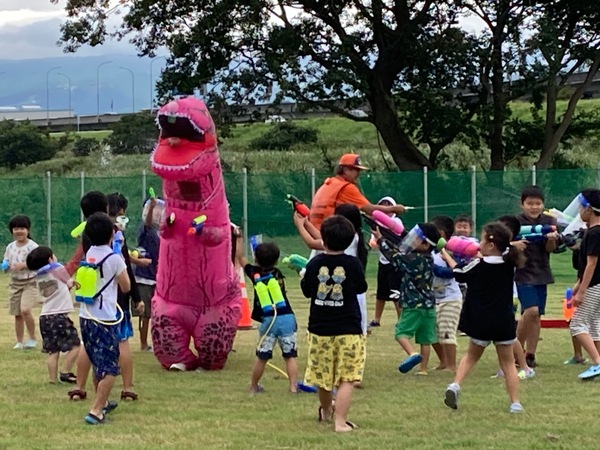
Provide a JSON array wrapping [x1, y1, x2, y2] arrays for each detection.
[[237, 266, 254, 330]]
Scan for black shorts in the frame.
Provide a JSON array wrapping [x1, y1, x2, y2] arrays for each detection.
[[376, 262, 400, 301], [40, 313, 81, 354]]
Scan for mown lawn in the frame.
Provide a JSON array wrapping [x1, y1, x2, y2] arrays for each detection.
[[0, 250, 597, 449]]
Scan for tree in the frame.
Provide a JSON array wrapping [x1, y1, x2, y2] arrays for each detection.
[[250, 121, 319, 151], [526, 0, 600, 169], [0, 120, 58, 169], [72, 137, 100, 157], [103, 112, 158, 155], [54, 0, 484, 170]]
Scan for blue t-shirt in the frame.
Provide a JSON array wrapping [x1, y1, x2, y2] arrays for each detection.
[[134, 224, 160, 281]]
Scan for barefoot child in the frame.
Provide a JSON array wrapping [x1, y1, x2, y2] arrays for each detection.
[[26, 247, 80, 384], [301, 215, 367, 432], [444, 222, 525, 413]]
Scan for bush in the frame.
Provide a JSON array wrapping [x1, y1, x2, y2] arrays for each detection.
[[250, 122, 319, 151], [72, 137, 100, 157], [0, 120, 58, 169], [104, 113, 158, 155]]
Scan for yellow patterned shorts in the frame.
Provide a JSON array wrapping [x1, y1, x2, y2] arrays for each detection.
[[303, 333, 366, 391]]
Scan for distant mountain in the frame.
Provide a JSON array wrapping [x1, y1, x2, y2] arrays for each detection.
[[0, 54, 168, 115]]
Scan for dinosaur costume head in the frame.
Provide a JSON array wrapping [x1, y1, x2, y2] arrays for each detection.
[[150, 96, 241, 372]]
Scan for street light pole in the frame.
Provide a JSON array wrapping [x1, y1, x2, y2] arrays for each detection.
[[120, 67, 135, 113], [56, 72, 72, 117], [150, 56, 167, 111], [46, 66, 61, 123], [96, 61, 112, 122]]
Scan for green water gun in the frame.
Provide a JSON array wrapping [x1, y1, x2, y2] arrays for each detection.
[[253, 273, 286, 313], [71, 221, 86, 238], [282, 254, 308, 273], [149, 187, 156, 199]]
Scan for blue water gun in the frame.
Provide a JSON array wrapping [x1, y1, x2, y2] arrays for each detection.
[[517, 224, 557, 242], [1, 259, 9, 272], [113, 230, 124, 255]]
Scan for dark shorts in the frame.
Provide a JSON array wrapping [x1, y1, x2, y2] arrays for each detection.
[[132, 284, 154, 319], [80, 317, 120, 381], [517, 284, 548, 315], [115, 310, 134, 342], [40, 313, 80, 354], [376, 262, 400, 301]]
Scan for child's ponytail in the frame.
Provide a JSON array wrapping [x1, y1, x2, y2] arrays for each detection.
[[504, 245, 526, 268], [483, 222, 525, 268]]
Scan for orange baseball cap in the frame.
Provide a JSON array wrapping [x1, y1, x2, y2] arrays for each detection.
[[339, 153, 369, 170]]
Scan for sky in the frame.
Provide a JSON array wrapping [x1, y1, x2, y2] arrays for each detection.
[[0, 0, 132, 60]]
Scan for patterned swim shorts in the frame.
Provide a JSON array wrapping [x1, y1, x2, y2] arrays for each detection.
[[40, 313, 80, 354], [256, 314, 298, 360], [303, 333, 366, 391], [80, 318, 120, 381]]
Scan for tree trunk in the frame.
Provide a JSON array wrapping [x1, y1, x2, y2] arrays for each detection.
[[537, 53, 600, 169], [489, 36, 506, 171], [369, 86, 431, 171]]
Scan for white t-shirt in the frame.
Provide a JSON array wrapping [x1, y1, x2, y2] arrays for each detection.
[[432, 252, 462, 303], [4, 239, 38, 280], [79, 245, 127, 321], [36, 270, 74, 316]]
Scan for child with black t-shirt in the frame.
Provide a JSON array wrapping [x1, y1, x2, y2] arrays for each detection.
[[444, 222, 526, 414], [301, 215, 367, 433], [570, 190, 600, 380], [242, 242, 298, 393]]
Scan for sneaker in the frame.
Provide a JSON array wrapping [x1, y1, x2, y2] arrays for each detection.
[[399, 353, 423, 374], [444, 383, 460, 410], [491, 369, 504, 379], [13, 342, 24, 350], [564, 356, 587, 365], [509, 402, 524, 413], [369, 320, 381, 327], [24, 339, 37, 349], [169, 363, 187, 372], [578, 364, 600, 380]]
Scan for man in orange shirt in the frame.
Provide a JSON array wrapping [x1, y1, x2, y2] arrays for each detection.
[[309, 153, 406, 230]]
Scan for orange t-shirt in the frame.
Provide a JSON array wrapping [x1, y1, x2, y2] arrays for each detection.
[[309, 176, 369, 230]]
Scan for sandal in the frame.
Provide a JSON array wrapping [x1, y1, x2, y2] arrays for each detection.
[[103, 401, 118, 415], [120, 390, 138, 401], [84, 413, 106, 425], [60, 372, 77, 384], [68, 389, 87, 401], [317, 405, 334, 422]]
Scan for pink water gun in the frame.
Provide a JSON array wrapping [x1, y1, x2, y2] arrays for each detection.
[[445, 236, 480, 258], [372, 210, 405, 235]]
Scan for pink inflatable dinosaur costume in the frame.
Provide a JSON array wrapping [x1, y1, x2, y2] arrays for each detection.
[[150, 96, 241, 371]]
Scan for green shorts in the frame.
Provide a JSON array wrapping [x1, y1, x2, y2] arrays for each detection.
[[394, 308, 437, 345]]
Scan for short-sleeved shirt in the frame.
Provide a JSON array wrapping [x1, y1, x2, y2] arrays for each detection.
[[37, 271, 74, 316], [378, 239, 435, 309], [514, 213, 556, 285], [4, 239, 38, 280], [301, 253, 367, 336], [134, 224, 160, 284], [244, 265, 294, 322], [79, 245, 127, 322], [432, 252, 461, 303], [578, 225, 600, 287]]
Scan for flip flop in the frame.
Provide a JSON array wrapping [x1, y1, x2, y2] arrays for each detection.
[[297, 381, 318, 393], [68, 389, 87, 401], [103, 401, 118, 415], [345, 421, 358, 429], [120, 391, 139, 401], [84, 413, 106, 425], [60, 372, 77, 384], [399, 354, 423, 374]]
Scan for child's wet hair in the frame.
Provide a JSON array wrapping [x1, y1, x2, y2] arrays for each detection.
[[483, 222, 525, 267], [107, 192, 129, 217], [497, 215, 521, 240], [418, 222, 442, 250], [254, 242, 280, 269], [454, 214, 473, 228], [432, 216, 454, 240], [85, 212, 115, 246], [81, 191, 108, 218], [26, 246, 54, 271], [520, 185, 545, 203]]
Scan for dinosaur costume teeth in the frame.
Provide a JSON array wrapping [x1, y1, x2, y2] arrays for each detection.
[[150, 97, 241, 371]]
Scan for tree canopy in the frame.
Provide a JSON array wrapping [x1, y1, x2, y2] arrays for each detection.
[[53, 0, 600, 170]]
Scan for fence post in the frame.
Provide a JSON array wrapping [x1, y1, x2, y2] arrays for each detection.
[[46, 171, 52, 247], [142, 169, 147, 202], [471, 166, 477, 232], [423, 166, 428, 222], [80, 171, 85, 222], [532, 164, 537, 186], [311, 168, 316, 199], [242, 167, 249, 257]]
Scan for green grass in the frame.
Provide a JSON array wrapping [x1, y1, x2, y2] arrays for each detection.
[[50, 130, 112, 140], [0, 250, 597, 449]]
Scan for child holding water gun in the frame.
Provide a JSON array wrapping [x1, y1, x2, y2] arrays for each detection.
[[301, 215, 367, 432], [26, 246, 80, 384], [133, 193, 163, 352], [444, 222, 525, 413], [241, 242, 298, 394], [569, 190, 600, 380], [4, 215, 39, 349], [369, 196, 402, 328]]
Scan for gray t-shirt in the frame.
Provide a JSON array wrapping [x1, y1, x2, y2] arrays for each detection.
[[514, 213, 556, 286]]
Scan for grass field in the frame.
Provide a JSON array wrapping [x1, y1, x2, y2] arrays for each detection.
[[0, 249, 598, 449]]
